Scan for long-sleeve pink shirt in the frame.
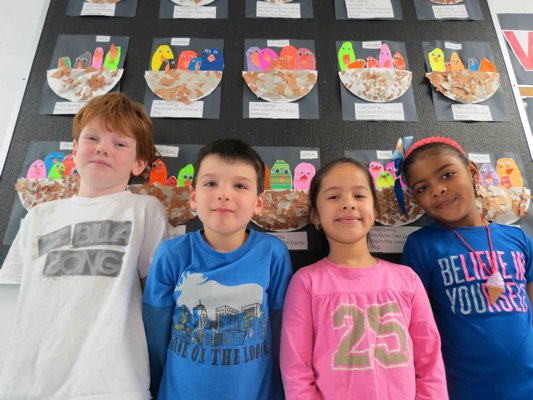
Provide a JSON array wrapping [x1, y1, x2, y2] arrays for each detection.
[[280, 258, 448, 400]]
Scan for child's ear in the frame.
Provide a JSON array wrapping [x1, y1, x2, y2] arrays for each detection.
[[131, 160, 148, 177], [253, 192, 264, 216], [468, 160, 479, 182], [189, 185, 197, 212], [72, 140, 78, 156], [310, 209, 320, 225]]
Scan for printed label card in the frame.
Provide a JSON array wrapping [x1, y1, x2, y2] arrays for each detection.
[[334, 0, 402, 20], [422, 40, 508, 121], [66, 0, 138, 17], [414, 0, 483, 21], [143, 37, 224, 119], [242, 39, 319, 119], [337, 40, 418, 121], [245, 0, 313, 19], [39, 35, 129, 115], [159, 0, 228, 19]]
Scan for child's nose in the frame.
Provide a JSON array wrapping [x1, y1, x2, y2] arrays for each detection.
[[96, 142, 109, 155], [341, 204, 356, 210], [432, 184, 447, 196]]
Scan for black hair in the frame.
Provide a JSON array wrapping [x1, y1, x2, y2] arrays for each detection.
[[192, 139, 265, 194], [309, 157, 380, 218]]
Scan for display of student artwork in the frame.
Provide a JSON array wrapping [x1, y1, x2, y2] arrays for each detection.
[[422, 40, 508, 121], [39, 35, 129, 115], [143, 38, 224, 119], [426, 47, 499, 103], [7, 142, 320, 244], [242, 44, 317, 103], [413, 0, 483, 21], [242, 39, 319, 119], [244, 0, 313, 19], [338, 42, 411, 102], [159, 0, 228, 19], [252, 152, 319, 232], [336, 40, 418, 121], [66, 0, 137, 17], [334, 0, 402, 20]]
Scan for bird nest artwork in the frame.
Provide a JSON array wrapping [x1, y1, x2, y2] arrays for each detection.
[[251, 190, 310, 232], [339, 68, 412, 103], [425, 70, 500, 104], [145, 70, 223, 104], [47, 67, 123, 102], [128, 183, 196, 227], [374, 187, 425, 226], [171, 0, 216, 6], [476, 185, 531, 225], [242, 70, 318, 103]]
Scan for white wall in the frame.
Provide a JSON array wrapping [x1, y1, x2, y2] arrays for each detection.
[[0, 0, 50, 374]]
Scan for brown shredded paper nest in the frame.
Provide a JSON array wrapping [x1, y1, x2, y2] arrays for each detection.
[[128, 183, 195, 227], [145, 70, 222, 104], [375, 187, 425, 226], [47, 67, 123, 102], [425, 70, 500, 104], [252, 190, 310, 231], [476, 184, 531, 225], [339, 68, 412, 103], [242, 70, 317, 103]]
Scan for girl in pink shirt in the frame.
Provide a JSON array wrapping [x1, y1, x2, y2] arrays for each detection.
[[280, 158, 448, 400]]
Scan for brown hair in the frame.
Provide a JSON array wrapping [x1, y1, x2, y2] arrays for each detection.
[[192, 139, 265, 194], [72, 92, 155, 163], [309, 157, 380, 218]]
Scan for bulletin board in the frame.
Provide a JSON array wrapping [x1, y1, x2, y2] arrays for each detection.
[[0, 0, 531, 270]]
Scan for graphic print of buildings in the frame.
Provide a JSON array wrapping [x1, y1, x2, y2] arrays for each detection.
[[173, 300, 265, 347]]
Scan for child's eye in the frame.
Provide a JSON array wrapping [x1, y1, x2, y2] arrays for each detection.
[[442, 171, 455, 180], [354, 194, 366, 199], [327, 195, 339, 200], [115, 142, 127, 148], [235, 183, 248, 190], [203, 181, 216, 187], [415, 185, 427, 194]]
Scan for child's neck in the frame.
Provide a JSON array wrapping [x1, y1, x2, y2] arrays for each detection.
[[439, 212, 484, 229], [202, 229, 248, 253], [327, 240, 377, 268]]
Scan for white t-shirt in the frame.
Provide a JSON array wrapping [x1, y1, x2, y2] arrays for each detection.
[[0, 191, 168, 400]]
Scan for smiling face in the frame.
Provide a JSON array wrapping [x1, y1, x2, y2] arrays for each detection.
[[190, 155, 264, 250], [406, 150, 481, 228], [312, 163, 375, 249], [73, 117, 146, 198]]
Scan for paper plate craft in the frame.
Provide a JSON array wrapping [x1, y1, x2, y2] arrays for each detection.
[[47, 44, 123, 102], [426, 48, 500, 104], [369, 158, 423, 226], [251, 190, 309, 231], [430, 0, 463, 3], [16, 175, 81, 211], [171, 0, 215, 5], [242, 45, 318, 103], [145, 46, 223, 104], [129, 183, 195, 227], [338, 43, 412, 103], [476, 185, 530, 225]]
